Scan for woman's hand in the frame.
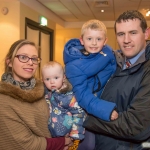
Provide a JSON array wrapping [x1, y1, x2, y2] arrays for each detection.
[[63, 134, 73, 150]]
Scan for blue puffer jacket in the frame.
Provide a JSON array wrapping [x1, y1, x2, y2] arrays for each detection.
[[63, 38, 117, 121]]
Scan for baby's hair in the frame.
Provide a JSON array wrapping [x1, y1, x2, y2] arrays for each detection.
[[42, 61, 64, 73], [81, 19, 107, 37]]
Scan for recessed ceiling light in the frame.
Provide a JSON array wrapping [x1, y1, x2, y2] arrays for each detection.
[[101, 10, 104, 12], [146, 10, 150, 16]]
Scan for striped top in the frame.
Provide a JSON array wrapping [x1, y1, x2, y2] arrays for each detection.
[[0, 80, 51, 150]]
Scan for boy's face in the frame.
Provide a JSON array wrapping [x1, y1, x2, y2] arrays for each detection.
[[42, 65, 65, 91], [80, 28, 107, 53]]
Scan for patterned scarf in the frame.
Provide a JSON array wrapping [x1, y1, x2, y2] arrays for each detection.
[[1, 73, 36, 90]]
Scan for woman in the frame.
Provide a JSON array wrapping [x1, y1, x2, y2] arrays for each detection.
[[0, 39, 72, 150]]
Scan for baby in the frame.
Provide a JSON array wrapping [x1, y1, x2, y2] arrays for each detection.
[[41, 61, 86, 149]]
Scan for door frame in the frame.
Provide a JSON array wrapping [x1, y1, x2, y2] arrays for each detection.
[[25, 17, 54, 61]]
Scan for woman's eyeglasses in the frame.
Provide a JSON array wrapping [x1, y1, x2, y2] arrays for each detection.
[[15, 55, 41, 65]]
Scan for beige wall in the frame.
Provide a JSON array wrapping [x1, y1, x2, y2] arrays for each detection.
[[0, 1, 57, 78], [55, 28, 117, 66], [107, 28, 119, 50], [0, 1, 20, 76], [55, 28, 80, 66], [20, 2, 56, 72]]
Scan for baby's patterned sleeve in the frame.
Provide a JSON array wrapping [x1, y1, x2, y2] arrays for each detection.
[[44, 91, 52, 123], [68, 96, 86, 140]]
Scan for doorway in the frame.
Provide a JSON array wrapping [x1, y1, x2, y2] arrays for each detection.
[[25, 18, 54, 78]]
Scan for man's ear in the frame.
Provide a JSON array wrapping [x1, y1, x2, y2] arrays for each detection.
[[145, 27, 150, 40], [6, 59, 12, 67], [79, 37, 84, 45]]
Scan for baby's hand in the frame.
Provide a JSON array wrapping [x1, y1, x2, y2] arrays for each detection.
[[111, 110, 118, 120]]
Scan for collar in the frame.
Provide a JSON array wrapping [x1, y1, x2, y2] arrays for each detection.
[[127, 49, 145, 65], [0, 79, 44, 103], [123, 49, 145, 70]]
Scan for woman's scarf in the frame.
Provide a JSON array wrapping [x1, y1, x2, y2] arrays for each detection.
[[1, 73, 36, 90]]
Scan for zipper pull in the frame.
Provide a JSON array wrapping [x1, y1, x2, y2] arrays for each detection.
[[100, 51, 107, 56]]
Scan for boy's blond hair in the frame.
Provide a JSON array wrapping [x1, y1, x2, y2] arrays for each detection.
[[42, 61, 64, 74], [81, 19, 107, 37]]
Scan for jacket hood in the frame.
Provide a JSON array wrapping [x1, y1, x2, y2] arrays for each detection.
[[63, 38, 84, 64], [113, 42, 150, 75], [0, 79, 44, 103], [115, 42, 150, 64], [57, 78, 72, 94], [63, 38, 113, 65]]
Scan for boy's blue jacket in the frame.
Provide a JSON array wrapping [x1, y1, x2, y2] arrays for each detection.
[[63, 38, 117, 121]]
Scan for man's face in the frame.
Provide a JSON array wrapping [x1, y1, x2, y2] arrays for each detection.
[[116, 19, 148, 58]]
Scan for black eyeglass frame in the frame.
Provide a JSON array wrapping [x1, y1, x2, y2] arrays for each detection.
[[15, 55, 41, 65]]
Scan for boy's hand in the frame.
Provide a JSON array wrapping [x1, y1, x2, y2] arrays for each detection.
[[111, 110, 118, 120]]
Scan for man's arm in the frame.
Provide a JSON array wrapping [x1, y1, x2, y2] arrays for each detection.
[[83, 68, 150, 141]]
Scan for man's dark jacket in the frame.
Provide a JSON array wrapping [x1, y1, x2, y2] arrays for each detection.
[[84, 43, 150, 150]]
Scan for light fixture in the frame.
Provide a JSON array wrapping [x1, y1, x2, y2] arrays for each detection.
[[101, 10, 104, 12], [39, 16, 48, 26], [146, 10, 150, 16]]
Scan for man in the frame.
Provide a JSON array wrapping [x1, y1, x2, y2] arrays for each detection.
[[83, 10, 150, 150]]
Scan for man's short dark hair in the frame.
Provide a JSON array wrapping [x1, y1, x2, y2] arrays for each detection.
[[114, 10, 147, 33]]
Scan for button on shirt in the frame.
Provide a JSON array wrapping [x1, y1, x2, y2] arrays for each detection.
[[123, 50, 145, 70]]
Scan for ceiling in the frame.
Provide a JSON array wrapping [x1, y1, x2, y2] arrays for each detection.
[[36, 0, 150, 22]]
